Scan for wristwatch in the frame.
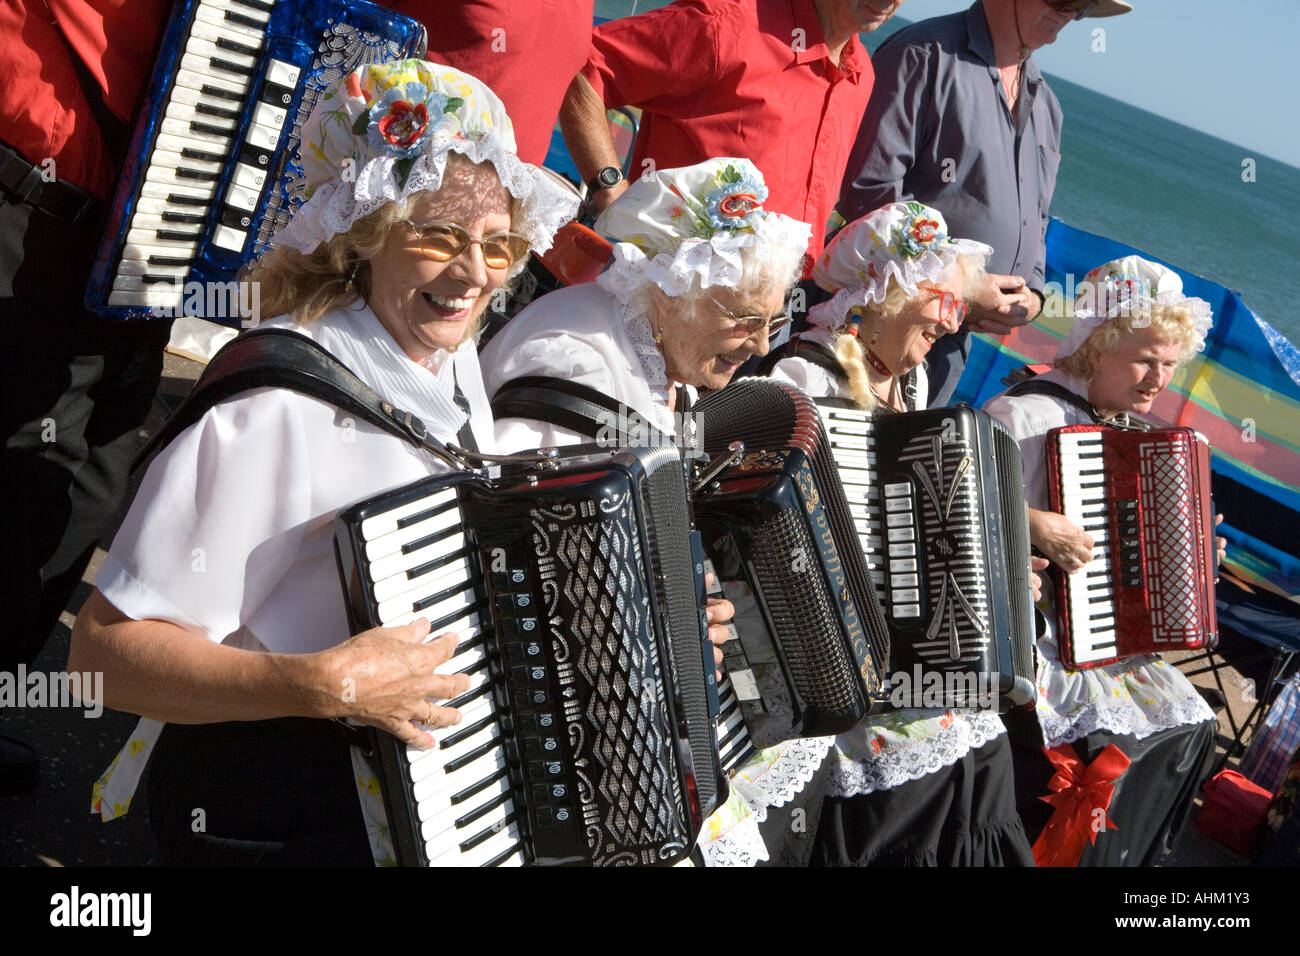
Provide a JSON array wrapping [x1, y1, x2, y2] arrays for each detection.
[[586, 165, 624, 194]]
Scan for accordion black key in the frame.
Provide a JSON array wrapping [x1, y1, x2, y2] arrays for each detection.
[[87, 0, 427, 322], [818, 400, 1036, 711], [333, 446, 724, 866], [691, 379, 890, 749]]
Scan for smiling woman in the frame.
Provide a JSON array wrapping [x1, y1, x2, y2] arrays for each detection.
[[482, 157, 809, 450], [771, 201, 989, 414], [760, 202, 1040, 868], [480, 158, 818, 866], [68, 60, 577, 866]]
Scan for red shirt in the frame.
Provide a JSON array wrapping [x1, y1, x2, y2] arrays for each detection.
[[390, 0, 595, 167], [581, 0, 873, 265], [1, 0, 168, 198]]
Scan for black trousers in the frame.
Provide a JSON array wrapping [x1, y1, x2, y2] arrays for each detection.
[[1, 194, 173, 670], [145, 718, 374, 866]]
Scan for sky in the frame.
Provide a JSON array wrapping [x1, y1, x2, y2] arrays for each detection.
[[879, 0, 1300, 167]]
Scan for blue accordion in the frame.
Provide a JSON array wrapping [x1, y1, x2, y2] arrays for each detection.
[[86, 0, 426, 323]]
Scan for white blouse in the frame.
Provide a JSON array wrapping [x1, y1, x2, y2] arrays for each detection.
[[481, 282, 682, 452], [91, 303, 496, 844], [769, 331, 1007, 798], [983, 369, 1215, 748], [479, 283, 833, 867]]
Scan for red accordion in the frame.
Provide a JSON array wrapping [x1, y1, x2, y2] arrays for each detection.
[[1046, 424, 1218, 670]]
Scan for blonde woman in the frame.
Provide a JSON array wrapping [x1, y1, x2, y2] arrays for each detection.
[[984, 256, 1221, 866], [764, 201, 1037, 866], [70, 61, 576, 864]]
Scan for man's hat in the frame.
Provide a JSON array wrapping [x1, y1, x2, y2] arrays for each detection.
[[1087, 1, 1133, 17]]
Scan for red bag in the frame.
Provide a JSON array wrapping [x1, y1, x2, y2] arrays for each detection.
[[1195, 769, 1273, 857]]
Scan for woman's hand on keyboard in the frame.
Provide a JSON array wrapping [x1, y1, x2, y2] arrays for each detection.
[[1028, 507, 1095, 574], [318, 617, 470, 749]]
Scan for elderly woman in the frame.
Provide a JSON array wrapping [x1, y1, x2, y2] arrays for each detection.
[[983, 255, 1220, 866], [69, 61, 576, 864], [762, 201, 1037, 866], [481, 158, 827, 866]]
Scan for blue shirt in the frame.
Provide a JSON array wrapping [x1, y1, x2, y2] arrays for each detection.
[[836, 1, 1064, 403]]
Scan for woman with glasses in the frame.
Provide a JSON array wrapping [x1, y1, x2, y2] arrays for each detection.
[[68, 61, 576, 864], [763, 202, 1038, 866], [483, 158, 803, 450], [482, 158, 828, 866]]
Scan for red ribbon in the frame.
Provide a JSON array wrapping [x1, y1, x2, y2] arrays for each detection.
[[1031, 742, 1131, 867]]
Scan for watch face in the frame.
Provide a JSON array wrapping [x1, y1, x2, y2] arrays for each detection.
[[597, 167, 622, 188]]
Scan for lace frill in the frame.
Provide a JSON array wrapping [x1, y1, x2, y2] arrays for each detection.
[[275, 144, 578, 256], [808, 239, 985, 332], [605, 298, 679, 436], [1032, 625, 1217, 749], [827, 710, 1006, 797], [695, 736, 833, 867], [596, 215, 812, 302]]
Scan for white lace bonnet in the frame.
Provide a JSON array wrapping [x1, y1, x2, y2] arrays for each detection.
[[1057, 255, 1214, 360], [273, 59, 578, 256], [593, 158, 811, 302], [808, 200, 991, 332]]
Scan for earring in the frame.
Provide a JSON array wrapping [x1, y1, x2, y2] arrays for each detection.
[[344, 259, 360, 291], [654, 327, 665, 351], [845, 307, 864, 339]]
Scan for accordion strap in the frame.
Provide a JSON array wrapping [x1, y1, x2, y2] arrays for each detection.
[[1004, 377, 1104, 423], [491, 375, 674, 444], [1003, 377, 1153, 431], [136, 327, 467, 469]]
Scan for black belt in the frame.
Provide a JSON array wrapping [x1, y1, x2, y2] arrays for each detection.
[[0, 142, 97, 223]]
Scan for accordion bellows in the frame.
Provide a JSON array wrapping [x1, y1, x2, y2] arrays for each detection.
[[692, 379, 890, 747]]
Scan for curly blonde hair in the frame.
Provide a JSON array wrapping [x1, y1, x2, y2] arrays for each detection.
[[244, 153, 525, 326], [1056, 301, 1205, 381], [833, 252, 987, 410]]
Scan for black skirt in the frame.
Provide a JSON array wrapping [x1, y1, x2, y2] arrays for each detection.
[[1005, 709, 1217, 866], [145, 717, 374, 866], [812, 734, 1035, 866]]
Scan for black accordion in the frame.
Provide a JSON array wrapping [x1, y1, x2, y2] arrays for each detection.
[[87, 0, 427, 321], [692, 379, 890, 749], [333, 446, 724, 867], [817, 400, 1037, 711]]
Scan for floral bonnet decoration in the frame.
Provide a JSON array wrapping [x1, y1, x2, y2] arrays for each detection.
[[273, 59, 577, 256], [808, 200, 990, 332], [1057, 255, 1213, 361], [593, 158, 811, 301]]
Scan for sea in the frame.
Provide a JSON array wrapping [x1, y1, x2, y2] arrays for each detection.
[[593, 3, 1300, 346], [861, 16, 1300, 346]]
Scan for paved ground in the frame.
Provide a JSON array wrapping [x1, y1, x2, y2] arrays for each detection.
[[0, 350, 1269, 866]]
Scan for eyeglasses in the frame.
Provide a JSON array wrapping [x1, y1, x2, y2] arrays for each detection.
[[922, 288, 969, 327], [704, 292, 792, 337], [1044, 0, 1099, 21], [402, 220, 530, 269]]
